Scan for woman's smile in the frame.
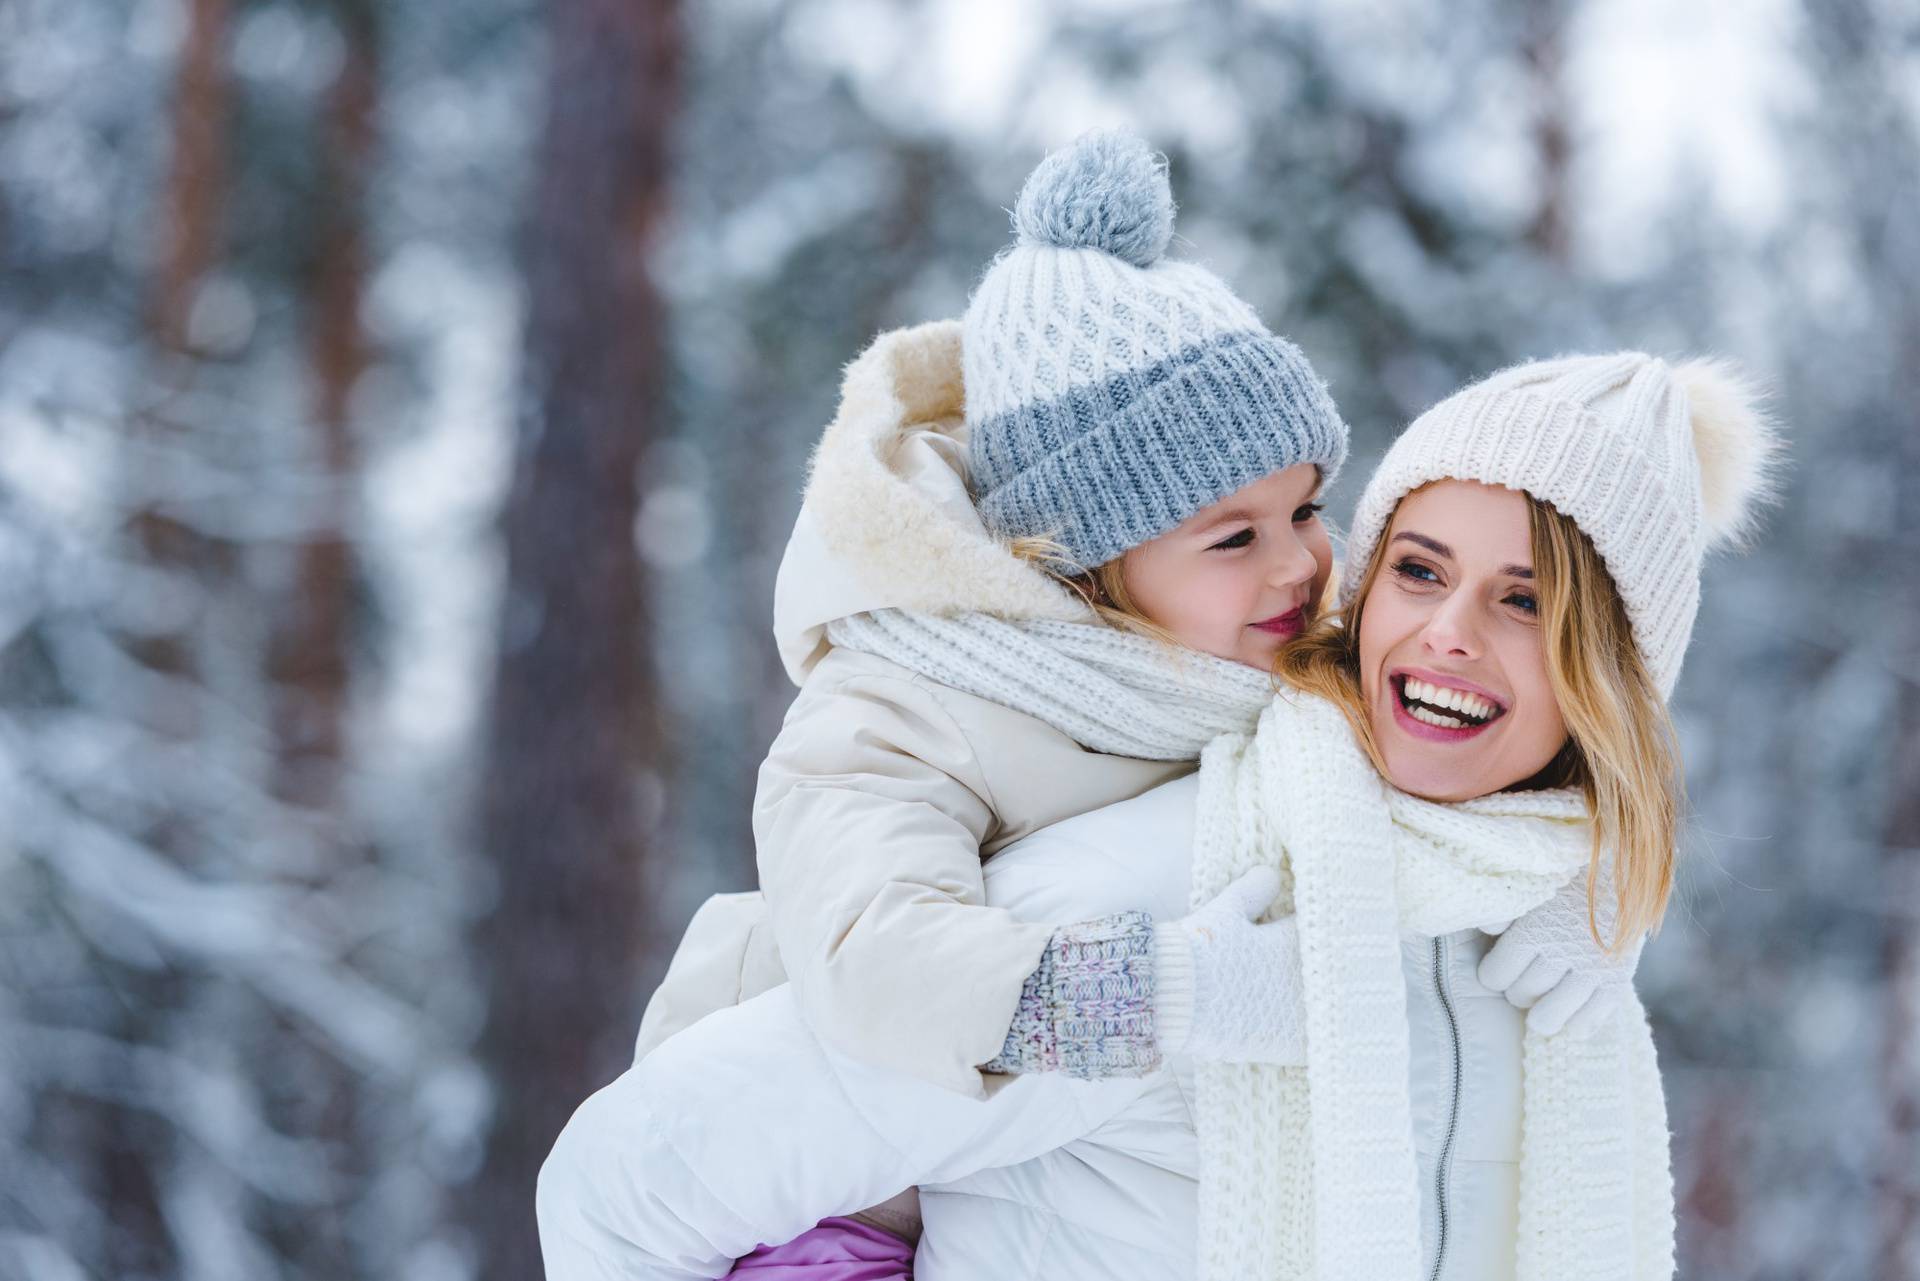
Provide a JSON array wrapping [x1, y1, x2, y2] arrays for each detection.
[[1387, 667, 1509, 740]]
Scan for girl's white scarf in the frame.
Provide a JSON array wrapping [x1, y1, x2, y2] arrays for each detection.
[[1192, 693, 1675, 1281], [825, 609, 1276, 760]]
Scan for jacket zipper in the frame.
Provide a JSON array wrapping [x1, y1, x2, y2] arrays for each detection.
[[1429, 933, 1463, 1281]]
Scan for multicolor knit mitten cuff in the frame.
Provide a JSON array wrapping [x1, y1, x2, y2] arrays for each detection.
[[983, 910, 1159, 1079]]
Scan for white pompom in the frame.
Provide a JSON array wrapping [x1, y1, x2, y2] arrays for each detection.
[[1673, 358, 1785, 549]]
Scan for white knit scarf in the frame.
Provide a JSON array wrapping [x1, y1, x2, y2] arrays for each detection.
[[824, 609, 1276, 760], [1192, 692, 1675, 1281]]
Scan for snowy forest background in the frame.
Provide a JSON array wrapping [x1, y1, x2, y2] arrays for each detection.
[[1, 0, 1916, 1277]]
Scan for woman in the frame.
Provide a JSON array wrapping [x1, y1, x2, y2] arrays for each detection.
[[537, 353, 1779, 1280]]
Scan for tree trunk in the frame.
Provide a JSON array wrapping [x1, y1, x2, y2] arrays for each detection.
[[267, 0, 377, 809], [470, 1, 681, 1276], [255, 5, 381, 1274], [1874, 117, 1920, 1281], [152, 0, 231, 354], [1885, 682, 1920, 1280], [95, 0, 236, 1273], [1520, 0, 1571, 264]]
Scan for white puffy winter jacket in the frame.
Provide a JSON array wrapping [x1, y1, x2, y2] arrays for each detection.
[[538, 774, 1527, 1280], [635, 319, 1187, 1098]]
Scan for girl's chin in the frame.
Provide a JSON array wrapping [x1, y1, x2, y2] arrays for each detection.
[[1229, 638, 1285, 669]]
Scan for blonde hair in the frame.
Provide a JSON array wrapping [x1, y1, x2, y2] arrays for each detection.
[[1006, 534, 1185, 649], [1275, 493, 1681, 956]]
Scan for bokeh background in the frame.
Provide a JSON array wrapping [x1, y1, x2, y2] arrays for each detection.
[[2, 0, 1917, 1277]]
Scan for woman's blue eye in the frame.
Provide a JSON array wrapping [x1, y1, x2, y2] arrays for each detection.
[[1507, 592, 1538, 614], [1391, 559, 1439, 584], [1293, 501, 1326, 524], [1209, 528, 1255, 550]]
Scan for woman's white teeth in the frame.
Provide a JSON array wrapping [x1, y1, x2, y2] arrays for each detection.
[[1403, 677, 1497, 721], [1408, 704, 1468, 729]]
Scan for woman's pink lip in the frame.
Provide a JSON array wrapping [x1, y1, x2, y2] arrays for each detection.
[[1251, 608, 1305, 637]]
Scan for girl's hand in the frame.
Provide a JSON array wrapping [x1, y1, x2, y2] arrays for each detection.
[[1477, 863, 1644, 1039]]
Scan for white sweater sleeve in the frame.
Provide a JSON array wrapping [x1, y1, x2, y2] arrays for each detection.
[[537, 983, 1152, 1279]]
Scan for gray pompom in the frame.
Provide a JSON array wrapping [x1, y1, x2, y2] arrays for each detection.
[[1012, 130, 1175, 268]]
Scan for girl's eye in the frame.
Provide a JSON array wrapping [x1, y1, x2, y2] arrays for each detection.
[[1208, 528, 1255, 551], [1293, 501, 1326, 524], [1391, 558, 1439, 585], [1506, 592, 1538, 615]]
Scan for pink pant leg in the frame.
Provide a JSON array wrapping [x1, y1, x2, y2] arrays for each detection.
[[730, 1216, 914, 1280]]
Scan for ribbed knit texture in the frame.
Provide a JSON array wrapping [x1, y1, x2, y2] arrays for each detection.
[[827, 606, 1278, 1079], [1190, 692, 1675, 1281], [1150, 932, 1197, 1053], [983, 910, 1158, 1078], [963, 131, 1347, 570], [1342, 353, 1710, 696], [825, 609, 1276, 761]]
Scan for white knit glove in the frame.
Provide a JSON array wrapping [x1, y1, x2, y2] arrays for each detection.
[[1477, 862, 1644, 1039], [1153, 867, 1307, 1064]]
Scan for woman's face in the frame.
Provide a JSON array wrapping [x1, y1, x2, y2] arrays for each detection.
[[1357, 480, 1569, 802], [1120, 463, 1333, 670]]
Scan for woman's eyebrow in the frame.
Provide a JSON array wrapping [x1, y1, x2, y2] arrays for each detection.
[[1392, 531, 1451, 558], [1392, 530, 1533, 578]]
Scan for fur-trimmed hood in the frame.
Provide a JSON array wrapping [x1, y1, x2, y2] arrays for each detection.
[[772, 320, 1091, 685]]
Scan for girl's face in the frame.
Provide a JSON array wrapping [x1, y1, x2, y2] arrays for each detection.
[[1357, 480, 1569, 802], [1119, 463, 1332, 670]]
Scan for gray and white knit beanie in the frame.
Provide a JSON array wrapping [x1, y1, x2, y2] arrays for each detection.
[[1340, 353, 1786, 697], [963, 130, 1349, 571]]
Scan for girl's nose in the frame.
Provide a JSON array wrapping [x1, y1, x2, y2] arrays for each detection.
[[1265, 528, 1319, 591]]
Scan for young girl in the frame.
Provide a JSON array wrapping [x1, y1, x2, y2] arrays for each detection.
[[575, 133, 1630, 1272], [637, 130, 1353, 1092], [536, 351, 1778, 1281]]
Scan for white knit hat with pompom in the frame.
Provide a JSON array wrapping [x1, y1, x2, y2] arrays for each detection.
[[1339, 353, 1784, 696]]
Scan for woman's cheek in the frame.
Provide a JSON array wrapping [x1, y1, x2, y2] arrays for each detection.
[[1510, 650, 1566, 766], [1355, 601, 1388, 704]]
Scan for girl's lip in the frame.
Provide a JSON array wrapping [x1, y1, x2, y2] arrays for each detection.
[[1251, 608, 1306, 637], [1387, 673, 1500, 744]]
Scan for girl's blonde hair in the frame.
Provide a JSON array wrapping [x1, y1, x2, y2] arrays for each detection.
[[1275, 493, 1680, 956], [1006, 535, 1185, 648]]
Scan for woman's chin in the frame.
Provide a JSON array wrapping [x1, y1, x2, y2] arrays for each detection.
[[1385, 766, 1478, 803], [1378, 734, 1553, 802], [1374, 727, 1486, 802]]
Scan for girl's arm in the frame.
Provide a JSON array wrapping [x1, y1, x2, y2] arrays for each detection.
[[759, 683, 1307, 1095], [536, 983, 1149, 1280], [752, 664, 1061, 1095]]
